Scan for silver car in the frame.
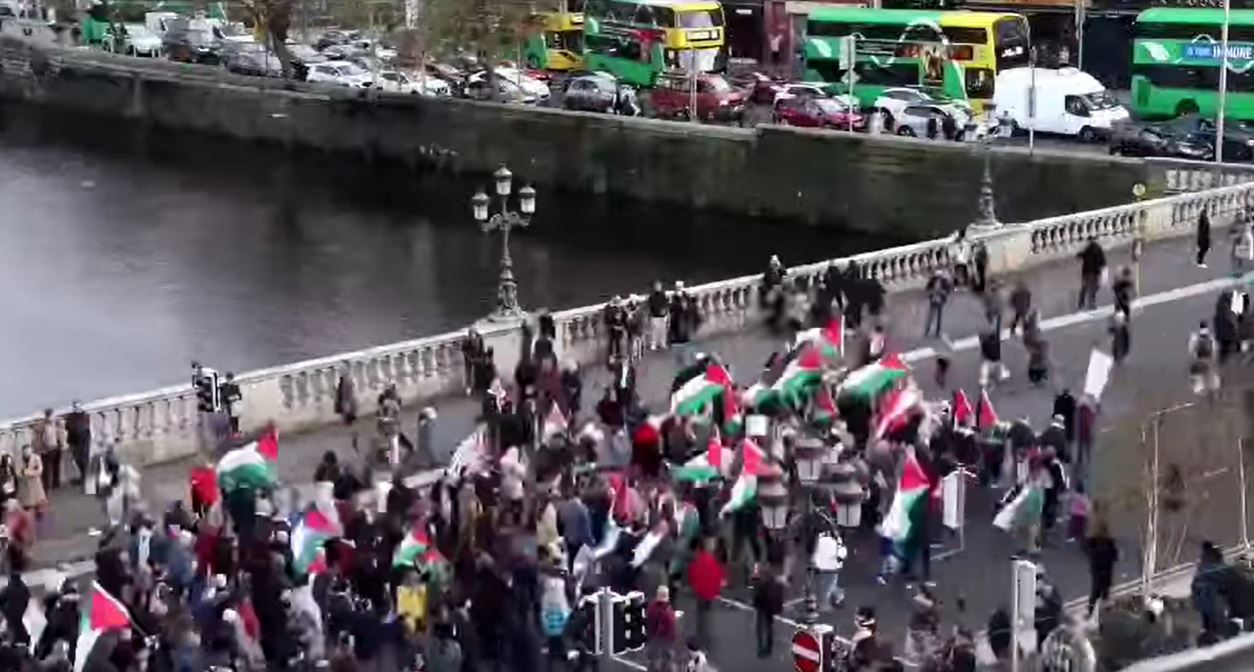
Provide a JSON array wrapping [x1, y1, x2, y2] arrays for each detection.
[[894, 104, 964, 140], [563, 74, 617, 113]]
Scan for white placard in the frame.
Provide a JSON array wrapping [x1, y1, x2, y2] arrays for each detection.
[[746, 414, 769, 438], [942, 471, 964, 530], [1084, 348, 1114, 400]]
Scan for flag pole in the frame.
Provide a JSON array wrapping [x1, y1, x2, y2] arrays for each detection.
[[1218, 0, 1231, 165]]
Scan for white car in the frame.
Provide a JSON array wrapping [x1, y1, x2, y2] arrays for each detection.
[[106, 23, 162, 56], [873, 87, 972, 131], [306, 60, 374, 88], [375, 70, 451, 97], [469, 67, 550, 102]]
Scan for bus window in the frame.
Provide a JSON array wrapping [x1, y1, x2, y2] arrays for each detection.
[[1134, 22, 1220, 41], [940, 27, 988, 44], [965, 67, 994, 98], [1133, 63, 1220, 90], [678, 8, 723, 29], [856, 62, 918, 86], [547, 31, 583, 51], [994, 17, 1029, 70]]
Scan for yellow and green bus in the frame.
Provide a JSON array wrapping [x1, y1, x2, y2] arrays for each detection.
[[583, 0, 725, 87], [524, 2, 586, 71], [1131, 7, 1254, 121], [803, 8, 1030, 111]]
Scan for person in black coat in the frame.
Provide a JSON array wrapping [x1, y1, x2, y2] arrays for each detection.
[[1077, 238, 1106, 310], [1086, 519, 1119, 618], [1052, 390, 1077, 445], [0, 568, 31, 646], [1198, 209, 1212, 268]]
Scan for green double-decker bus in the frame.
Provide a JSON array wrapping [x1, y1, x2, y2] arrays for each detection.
[[1132, 7, 1254, 121]]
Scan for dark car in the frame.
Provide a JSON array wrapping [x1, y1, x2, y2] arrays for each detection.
[[1110, 124, 1213, 160], [1157, 115, 1254, 162], [773, 95, 864, 131], [163, 23, 221, 65], [222, 42, 281, 77], [563, 72, 618, 113], [314, 29, 360, 51]]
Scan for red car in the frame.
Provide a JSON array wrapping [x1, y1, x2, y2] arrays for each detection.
[[650, 72, 746, 122], [774, 95, 865, 131]]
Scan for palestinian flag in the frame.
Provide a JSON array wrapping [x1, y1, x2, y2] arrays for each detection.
[[873, 384, 922, 440], [770, 343, 825, 406], [953, 389, 974, 427], [671, 362, 735, 418], [811, 384, 839, 427], [393, 527, 433, 569], [742, 437, 767, 476], [977, 389, 1000, 431], [292, 508, 339, 574], [216, 427, 279, 494], [719, 473, 758, 516], [744, 382, 783, 414], [880, 447, 930, 547], [796, 317, 844, 362], [74, 582, 131, 672], [673, 455, 720, 485], [722, 385, 744, 436], [838, 353, 909, 404]]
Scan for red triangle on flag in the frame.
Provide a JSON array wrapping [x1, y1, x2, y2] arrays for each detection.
[[824, 317, 843, 345], [88, 582, 131, 631], [797, 344, 824, 370], [706, 363, 734, 388], [708, 428, 723, 469], [816, 385, 838, 417], [742, 438, 766, 476], [899, 448, 930, 492], [977, 389, 1000, 430], [257, 425, 279, 462], [881, 353, 908, 372], [953, 390, 974, 427]]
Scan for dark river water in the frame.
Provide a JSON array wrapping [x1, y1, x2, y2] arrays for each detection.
[[0, 106, 904, 417]]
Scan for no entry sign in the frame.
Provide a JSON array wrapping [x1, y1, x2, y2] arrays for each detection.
[[792, 630, 822, 672]]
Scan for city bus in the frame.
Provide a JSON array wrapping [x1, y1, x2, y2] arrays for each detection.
[[803, 8, 1030, 111], [583, 0, 725, 86], [1131, 7, 1254, 121], [523, 1, 586, 71]]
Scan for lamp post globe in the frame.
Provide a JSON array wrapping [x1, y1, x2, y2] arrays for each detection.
[[494, 165, 513, 197], [471, 190, 490, 223], [519, 184, 537, 216]]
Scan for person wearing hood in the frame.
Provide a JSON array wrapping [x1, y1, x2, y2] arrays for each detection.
[[539, 559, 573, 663], [36, 581, 80, 661], [0, 563, 31, 646], [1197, 209, 1212, 268], [750, 564, 785, 657], [646, 585, 678, 670]]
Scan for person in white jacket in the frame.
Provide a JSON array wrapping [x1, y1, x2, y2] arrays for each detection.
[[812, 530, 848, 610]]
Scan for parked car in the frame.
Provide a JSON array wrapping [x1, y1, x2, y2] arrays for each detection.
[[469, 67, 550, 102], [425, 61, 467, 97], [105, 23, 162, 56], [306, 60, 374, 88], [314, 29, 360, 51], [893, 104, 965, 139], [375, 70, 451, 96], [872, 87, 969, 131], [1156, 114, 1254, 162], [1109, 123, 1213, 160], [163, 23, 221, 65], [286, 43, 324, 80], [773, 95, 864, 130], [650, 72, 745, 122], [465, 77, 537, 105], [564, 72, 618, 112], [222, 41, 281, 77]]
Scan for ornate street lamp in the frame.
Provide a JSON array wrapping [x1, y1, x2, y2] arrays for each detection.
[[973, 102, 1004, 230], [758, 464, 790, 533], [471, 164, 536, 321], [793, 435, 828, 624]]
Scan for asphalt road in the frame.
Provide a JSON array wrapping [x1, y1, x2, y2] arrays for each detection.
[[24, 233, 1254, 671]]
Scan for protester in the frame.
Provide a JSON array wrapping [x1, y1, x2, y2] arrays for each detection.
[[923, 269, 951, 339], [750, 563, 784, 657], [1086, 517, 1118, 622], [1197, 209, 1212, 269], [1077, 237, 1106, 310]]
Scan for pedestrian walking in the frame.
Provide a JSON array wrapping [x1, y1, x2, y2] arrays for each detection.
[[648, 281, 670, 352], [220, 372, 243, 434], [1197, 209, 1212, 268], [1112, 267, 1135, 321], [1008, 281, 1031, 336], [32, 408, 63, 492], [1188, 321, 1220, 396], [461, 329, 486, 395], [812, 530, 848, 610], [646, 585, 678, 671], [1085, 518, 1118, 622], [1232, 223, 1254, 276], [604, 296, 628, 361], [63, 401, 90, 486], [924, 269, 951, 339], [1025, 316, 1049, 386], [950, 229, 971, 289], [687, 536, 724, 650], [1110, 311, 1131, 365], [750, 564, 784, 657], [335, 364, 358, 426], [978, 327, 1008, 388], [1077, 237, 1106, 310], [18, 445, 46, 518], [973, 241, 990, 293]]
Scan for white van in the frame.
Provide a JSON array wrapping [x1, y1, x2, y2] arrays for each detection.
[[991, 67, 1129, 142]]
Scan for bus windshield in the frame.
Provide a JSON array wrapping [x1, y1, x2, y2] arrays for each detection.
[[678, 8, 723, 28]]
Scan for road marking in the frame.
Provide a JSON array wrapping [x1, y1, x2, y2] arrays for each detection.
[[611, 655, 647, 671], [719, 596, 803, 629], [901, 272, 1251, 364]]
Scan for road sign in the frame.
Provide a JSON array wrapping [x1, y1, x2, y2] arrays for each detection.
[[792, 630, 822, 672]]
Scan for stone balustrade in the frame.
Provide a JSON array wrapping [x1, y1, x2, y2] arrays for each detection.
[[3, 181, 1252, 467]]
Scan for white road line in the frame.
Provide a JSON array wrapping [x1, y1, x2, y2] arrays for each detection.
[[611, 655, 648, 671], [901, 272, 1250, 364]]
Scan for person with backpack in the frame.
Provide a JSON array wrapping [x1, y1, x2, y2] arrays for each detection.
[[1189, 322, 1220, 396]]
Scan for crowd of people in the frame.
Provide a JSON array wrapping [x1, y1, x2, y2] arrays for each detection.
[[4, 215, 1254, 672]]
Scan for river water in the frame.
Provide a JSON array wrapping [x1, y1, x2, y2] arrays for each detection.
[[0, 107, 903, 417]]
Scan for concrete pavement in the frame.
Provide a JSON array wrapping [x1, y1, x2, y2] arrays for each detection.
[[22, 232, 1254, 671]]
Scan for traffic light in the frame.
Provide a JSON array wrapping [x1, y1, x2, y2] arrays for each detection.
[[608, 590, 647, 655], [575, 592, 602, 656], [195, 367, 221, 413]]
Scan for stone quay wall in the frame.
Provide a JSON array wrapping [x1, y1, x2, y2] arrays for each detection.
[[0, 171, 1248, 467], [0, 34, 1189, 240]]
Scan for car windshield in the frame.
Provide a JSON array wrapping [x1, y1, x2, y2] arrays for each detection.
[[678, 8, 723, 28], [704, 77, 731, 93], [184, 30, 214, 47], [1080, 91, 1118, 110], [812, 98, 847, 114]]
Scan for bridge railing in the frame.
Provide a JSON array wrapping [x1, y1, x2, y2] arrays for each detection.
[[2, 180, 1251, 466]]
